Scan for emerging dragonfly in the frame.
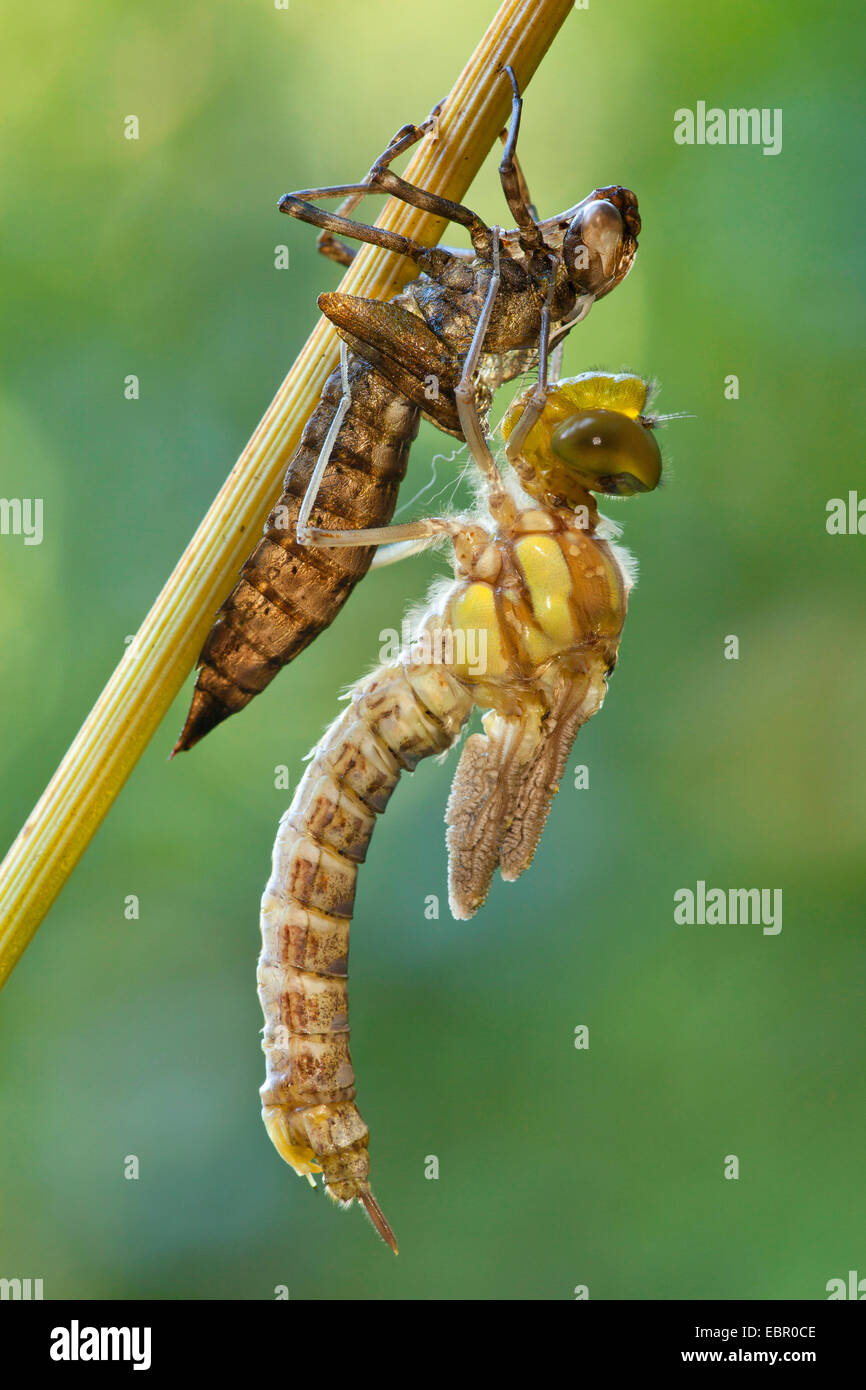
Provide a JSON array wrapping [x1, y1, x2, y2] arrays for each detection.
[[175, 69, 640, 753], [257, 302, 669, 1249]]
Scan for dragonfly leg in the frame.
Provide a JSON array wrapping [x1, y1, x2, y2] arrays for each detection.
[[505, 279, 599, 467], [362, 165, 492, 257], [315, 103, 445, 267], [295, 340, 353, 547], [549, 335, 566, 386], [318, 97, 492, 259], [317, 224, 474, 270], [454, 228, 514, 523], [303, 516, 459, 550], [282, 98, 490, 266], [279, 190, 431, 267], [505, 265, 557, 465], [315, 228, 356, 268], [498, 65, 545, 252], [364, 117, 492, 257]]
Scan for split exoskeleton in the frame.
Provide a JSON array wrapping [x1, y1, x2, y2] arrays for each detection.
[[175, 68, 640, 753], [257, 359, 666, 1251]]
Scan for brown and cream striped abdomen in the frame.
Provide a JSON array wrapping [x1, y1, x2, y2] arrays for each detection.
[[257, 659, 473, 1242]]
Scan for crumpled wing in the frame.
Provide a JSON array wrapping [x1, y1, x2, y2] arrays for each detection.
[[445, 664, 608, 919], [498, 667, 607, 882], [445, 704, 543, 920]]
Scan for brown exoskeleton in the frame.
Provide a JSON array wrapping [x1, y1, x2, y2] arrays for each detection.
[[175, 68, 640, 753]]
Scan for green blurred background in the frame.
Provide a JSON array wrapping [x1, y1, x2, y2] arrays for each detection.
[[1, 0, 864, 1300]]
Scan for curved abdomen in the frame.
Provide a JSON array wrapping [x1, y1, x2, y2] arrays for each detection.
[[257, 659, 473, 1250]]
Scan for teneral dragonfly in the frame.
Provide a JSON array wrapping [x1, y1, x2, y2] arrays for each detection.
[[257, 344, 668, 1251]]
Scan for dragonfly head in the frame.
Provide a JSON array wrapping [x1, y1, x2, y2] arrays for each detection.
[[503, 372, 662, 507], [561, 187, 641, 300]]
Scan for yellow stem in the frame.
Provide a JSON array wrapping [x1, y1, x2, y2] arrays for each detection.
[[0, 0, 575, 987]]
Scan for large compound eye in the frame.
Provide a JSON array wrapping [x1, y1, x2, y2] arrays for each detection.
[[550, 408, 662, 495], [563, 199, 624, 292]]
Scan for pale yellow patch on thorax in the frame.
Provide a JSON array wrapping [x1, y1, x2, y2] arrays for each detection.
[[514, 534, 576, 652], [447, 582, 508, 679]]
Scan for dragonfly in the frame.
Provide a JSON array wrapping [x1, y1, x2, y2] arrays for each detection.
[[256, 293, 670, 1250], [174, 68, 640, 753]]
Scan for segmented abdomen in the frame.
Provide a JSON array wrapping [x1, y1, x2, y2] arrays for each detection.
[[174, 356, 419, 752], [257, 659, 473, 1250]]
